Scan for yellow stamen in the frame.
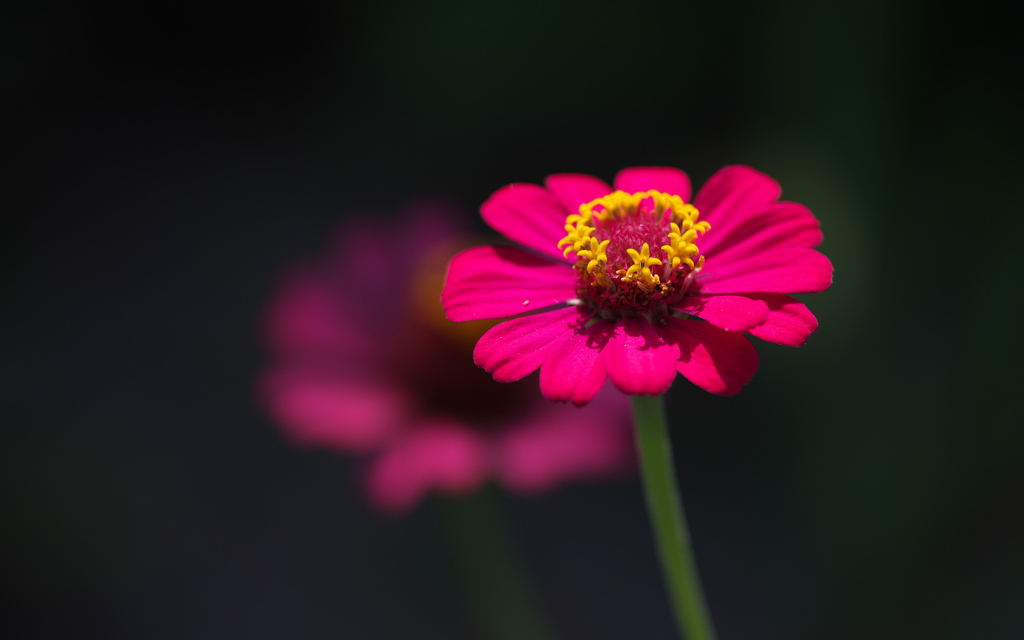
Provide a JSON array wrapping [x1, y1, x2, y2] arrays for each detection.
[[576, 237, 610, 274], [556, 189, 710, 296], [621, 243, 663, 288]]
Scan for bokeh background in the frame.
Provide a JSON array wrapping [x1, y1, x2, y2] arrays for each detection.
[[4, 1, 1023, 638]]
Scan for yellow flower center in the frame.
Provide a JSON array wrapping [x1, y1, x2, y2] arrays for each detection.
[[557, 190, 710, 314]]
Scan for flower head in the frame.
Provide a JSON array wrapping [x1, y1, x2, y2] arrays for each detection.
[[441, 166, 833, 405], [258, 204, 633, 513]]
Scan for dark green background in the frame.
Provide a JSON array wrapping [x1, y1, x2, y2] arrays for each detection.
[[4, 1, 1022, 638]]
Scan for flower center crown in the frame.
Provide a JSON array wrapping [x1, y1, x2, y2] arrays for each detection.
[[557, 190, 710, 315]]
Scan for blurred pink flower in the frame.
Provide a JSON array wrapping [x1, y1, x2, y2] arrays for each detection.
[[259, 203, 633, 513], [442, 166, 833, 405]]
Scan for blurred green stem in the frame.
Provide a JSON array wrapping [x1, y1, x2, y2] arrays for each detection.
[[632, 394, 718, 640], [443, 489, 556, 640]]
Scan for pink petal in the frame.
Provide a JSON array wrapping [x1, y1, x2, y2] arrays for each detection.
[[614, 167, 692, 200], [544, 173, 613, 214], [693, 165, 782, 235], [744, 293, 819, 347], [364, 421, 490, 513], [603, 318, 680, 395], [701, 201, 823, 262], [539, 320, 614, 406], [329, 202, 466, 282], [325, 224, 400, 292], [675, 295, 771, 332], [261, 268, 372, 357], [442, 246, 576, 321], [474, 306, 590, 383], [655, 318, 759, 395], [480, 183, 574, 262], [259, 368, 408, 452], [495, 385, 633, 494], [696, 248, 834, 294]]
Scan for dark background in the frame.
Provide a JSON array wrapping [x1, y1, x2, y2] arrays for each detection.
[[3, 1, 1023, 638]]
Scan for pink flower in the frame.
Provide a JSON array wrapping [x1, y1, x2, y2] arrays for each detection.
[[258, 204, 633, 513], [441, 166, 833, 405]]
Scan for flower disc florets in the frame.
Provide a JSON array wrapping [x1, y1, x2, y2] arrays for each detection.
[[557, 190, 711, 318]]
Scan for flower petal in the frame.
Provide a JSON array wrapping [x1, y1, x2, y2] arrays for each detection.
[[442, 246, 576, 321], [261, 267, 372, 357], [614, 167, 692, 200], [480, 183, 573, 262], [260, 368, 408, 452], [744, 293, 819, 347], [701, 201, 823, 263], [604, 318, 680, 395], [655, 318, 759, 395], [544, 173, 613, 214], [539, 320, 614, 406], [364, 421, 489, 513], [495, 386, 633, 494], [474, 306, 589, 383], [676, 295, 771, 332], [696, 248, 834, 294], [693, 165, 781, 234]]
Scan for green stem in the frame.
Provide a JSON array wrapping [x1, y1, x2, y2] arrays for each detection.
[[632, 394, 718, 640], [442, 489, 556, 640]]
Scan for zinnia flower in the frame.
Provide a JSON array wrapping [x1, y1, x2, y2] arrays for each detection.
[[442, 166, 833, 405], [258, 204, 633, 513]]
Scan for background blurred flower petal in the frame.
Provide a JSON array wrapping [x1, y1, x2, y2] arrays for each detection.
[[260, 368, 408, 452], [364, 421, 491, 514]]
